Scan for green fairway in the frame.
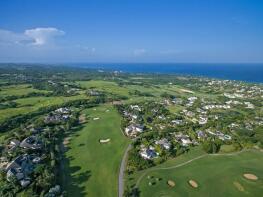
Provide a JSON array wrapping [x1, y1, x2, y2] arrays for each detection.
[[137, 150, 263, 197], [61, 104, 130, 196]]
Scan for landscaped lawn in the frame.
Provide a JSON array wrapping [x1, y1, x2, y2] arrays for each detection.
[[61, 104, 130, 196], [137, 149, 263, 197]]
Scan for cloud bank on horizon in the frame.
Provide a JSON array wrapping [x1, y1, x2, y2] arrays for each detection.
[[0, 0, 263, 63], [0, 27, 64, 46]]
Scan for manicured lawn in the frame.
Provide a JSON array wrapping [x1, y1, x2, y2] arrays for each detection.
[[61, 104, 130, 196], [137, 150, 263, 197]]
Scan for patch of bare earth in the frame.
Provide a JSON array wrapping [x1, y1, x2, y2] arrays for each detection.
[[243, 173, 258, 181], [189, 180, 198, 188], [233, 181, 244, 192], [79, 114, 86, 124], [63, 137, 71, 147]]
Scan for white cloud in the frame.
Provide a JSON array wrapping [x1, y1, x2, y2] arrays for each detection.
[[133, 48, 146, 56], [0, 29, 29, 45], [24, 27, 65, 46], [0, 27, 65, 46]]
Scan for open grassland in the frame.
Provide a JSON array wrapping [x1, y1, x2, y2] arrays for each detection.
[[136, 149, 263, 197], [78, 80, 130, 97], [0, 94, 87, 122], [0, 84, 49, 96], [61, 104, 130, 197]]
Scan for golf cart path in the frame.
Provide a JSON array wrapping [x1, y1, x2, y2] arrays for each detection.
[[135, 149, 256, 187], [118, 143, 132, 197]]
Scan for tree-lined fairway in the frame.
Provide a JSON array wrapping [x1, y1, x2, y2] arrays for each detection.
[[137, 150, 263, 197], [61, 104, 130, 196]]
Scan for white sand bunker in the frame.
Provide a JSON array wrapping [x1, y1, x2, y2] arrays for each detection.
[[167, 180, 175, 187], [243, 173, 258, 181], [189, 180, 198, 188], [99, 138, 111, 143]]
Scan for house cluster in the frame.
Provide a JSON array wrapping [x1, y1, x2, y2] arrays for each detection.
[[173, 132, 194, 146], [44, 107, 72, 123], [125, 124, 144, 137], [139, 145, 159, 160], [130, 105, 142, 111], [171, 119, 183, 125], [1, 148, 42, 187], [186, 96, 197, 107], [4, 154, 42, 187], [7, 136, 42, 153], [123, 105, 144, 137], [0, 136, 44, 187], [207, 130, 232, 141], [203, 104, 231, 110], [155, 138, 171, 150]]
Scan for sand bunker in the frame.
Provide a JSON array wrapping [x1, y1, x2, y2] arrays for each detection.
[[189, 180, 198, 188], [167, 180, 175, 187], [233, 181, 244, 192], [99, 138, 111, 143], [180, 89, 194, 94], [243, 173, 258, 181]]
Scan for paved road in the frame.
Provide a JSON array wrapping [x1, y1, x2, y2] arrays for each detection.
[[118, 143, 132, 197]]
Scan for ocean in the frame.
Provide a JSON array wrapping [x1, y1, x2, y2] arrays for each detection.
[[72, 63, 263, 83]]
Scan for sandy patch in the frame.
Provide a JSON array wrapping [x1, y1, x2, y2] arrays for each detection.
[[167, 180, 175, 187], [180, 89, 194, 94], [99, 138, 111, 143], [79, 114, 86, 123], [233, 181, 244, 192], [243, 173, 258, 181], [189, 180, 198, 188]]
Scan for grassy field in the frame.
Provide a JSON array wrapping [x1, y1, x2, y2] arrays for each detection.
[[136, 149, 263, 197], [0, 84, 49, 96], [0, 94, 87, 122], [61, 104, 130, 196], [77, 80, 130, 97]]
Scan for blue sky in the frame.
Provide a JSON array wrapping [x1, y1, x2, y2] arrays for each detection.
[[0, 0, 263, 63]]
